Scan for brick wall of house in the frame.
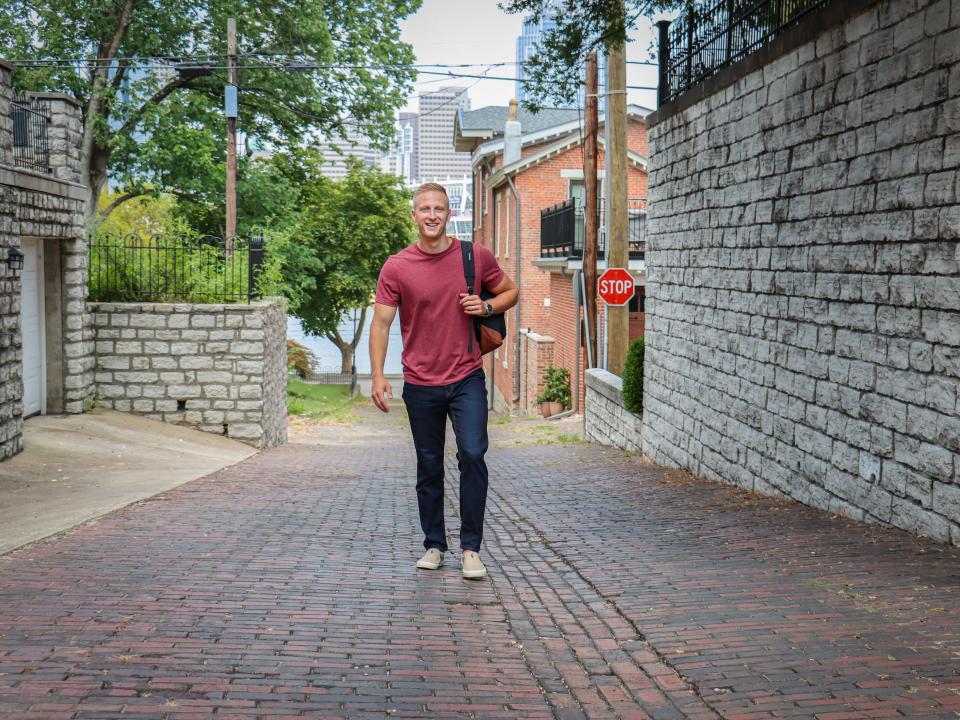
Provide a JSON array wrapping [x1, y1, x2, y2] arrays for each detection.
[[546, 273, 585, 412], [475, 117, 649, 413]]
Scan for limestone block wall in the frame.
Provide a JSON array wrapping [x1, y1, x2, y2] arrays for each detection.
[[32, 93, 84, 185], [0, 59, 91, 460], [584, 369, 643, 452], [0, 179, 20, 460], [90, 300, 288, 449], [644, 0, 960, 542]]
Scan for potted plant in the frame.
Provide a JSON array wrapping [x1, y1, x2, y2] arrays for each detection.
[[536, 366, 571, 417]]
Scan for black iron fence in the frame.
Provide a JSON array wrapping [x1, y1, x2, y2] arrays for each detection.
[[540, 198, 647, 260], [658, 0, 831, 104], [300, 367, 359, 397], [88, 232, 266, 303], [12, 95, 52, 174]]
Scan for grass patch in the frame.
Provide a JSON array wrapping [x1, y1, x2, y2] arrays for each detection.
[[287, 379, 357, 423]]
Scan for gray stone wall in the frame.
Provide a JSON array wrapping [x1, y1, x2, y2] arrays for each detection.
[[90, 299, 288, 449], [644, 0, 960, 542], [584, 369, 643, 452], [33, 93, 84, 185], [0, 60, 92, 460]]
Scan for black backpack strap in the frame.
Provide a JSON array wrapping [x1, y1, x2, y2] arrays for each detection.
[[460, 241, 476, 354]]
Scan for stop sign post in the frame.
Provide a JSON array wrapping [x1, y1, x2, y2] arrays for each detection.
[[598, 268, 634, 306]]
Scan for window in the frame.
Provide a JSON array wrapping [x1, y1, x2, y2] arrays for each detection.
[[629, 286, 645, 313], [476, 169, 483, 230], [504, 193, 510, 258], [495, 194, 502, 256]]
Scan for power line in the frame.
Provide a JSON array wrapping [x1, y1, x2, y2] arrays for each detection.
[[11, 59, 658, 90], [9, 57, 660, 69]]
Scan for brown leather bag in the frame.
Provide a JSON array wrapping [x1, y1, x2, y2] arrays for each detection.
[[461, 241, 505, 355]]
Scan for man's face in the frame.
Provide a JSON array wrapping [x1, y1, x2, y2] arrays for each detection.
[[412, 190, 450, 241]]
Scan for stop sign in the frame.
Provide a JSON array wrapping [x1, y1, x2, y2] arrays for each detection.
[[598, 268, 634, 306]]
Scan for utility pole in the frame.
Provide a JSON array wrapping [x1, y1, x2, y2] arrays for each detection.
[[605, 0, 629, 377], [583, 52, 599, 368], [225, 17, 237, 253]]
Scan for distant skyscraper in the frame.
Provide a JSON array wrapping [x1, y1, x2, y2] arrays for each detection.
[[315, 125, 382, 180], [515, 7, 604, 107], [515, 13, 558, 102], [381, 112, 419, 185], [417, 87, 471, 182]]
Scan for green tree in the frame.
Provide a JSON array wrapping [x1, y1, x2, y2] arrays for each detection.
[[499, 0, 681, 111], [265, 154, 415, 373], [96, 189, 179, 238], [0, 0, 419, 224]]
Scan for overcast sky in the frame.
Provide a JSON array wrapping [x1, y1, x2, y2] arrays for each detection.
[[398, 0, 668, 114]]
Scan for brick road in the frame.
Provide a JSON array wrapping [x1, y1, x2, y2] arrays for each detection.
[[1, 404, 959, 719]]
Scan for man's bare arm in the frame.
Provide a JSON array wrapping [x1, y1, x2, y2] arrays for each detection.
[[369, 302, 398, 412], [459, 274, 519, 316]]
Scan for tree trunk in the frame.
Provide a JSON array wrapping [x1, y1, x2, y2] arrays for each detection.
[[325, 333, 354, 374], [326, 306, 368, 375], [84, 145, 110, 224], [339, 345, 354, 374]]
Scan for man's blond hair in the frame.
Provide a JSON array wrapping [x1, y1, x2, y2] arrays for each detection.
[[413, 182, 449, 206]]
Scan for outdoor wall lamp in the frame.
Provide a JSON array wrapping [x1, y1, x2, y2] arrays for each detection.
[[6, 248, 24, 273]]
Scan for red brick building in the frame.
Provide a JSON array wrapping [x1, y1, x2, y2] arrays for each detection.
[[454, 103, 649, 414]]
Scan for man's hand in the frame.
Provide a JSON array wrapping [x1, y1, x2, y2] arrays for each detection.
[[371, 375, 393, 413], [459, 293, 487, 316]]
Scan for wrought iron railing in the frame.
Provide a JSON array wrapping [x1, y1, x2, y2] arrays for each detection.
[[540, 198, 646, 260], [657, 0, 831, 104], [88, 233, 266, 303], [12, 95, 52, 174]]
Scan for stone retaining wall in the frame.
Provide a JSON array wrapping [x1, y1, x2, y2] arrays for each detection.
[[584, 369, 643, 452], [0, 59, 92, 461], [644, 0, 960, 542], [518, 329, 554, 415], [90, 299, 287, 449]]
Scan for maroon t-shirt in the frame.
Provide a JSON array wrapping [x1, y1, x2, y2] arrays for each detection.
[[375, 239, 505, 386]]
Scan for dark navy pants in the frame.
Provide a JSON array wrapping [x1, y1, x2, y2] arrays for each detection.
[[401, 368, 489, 553]]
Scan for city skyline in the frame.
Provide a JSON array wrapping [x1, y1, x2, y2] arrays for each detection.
[[399, 0, 666, 113]]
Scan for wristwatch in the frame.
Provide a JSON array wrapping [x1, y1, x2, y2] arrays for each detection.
[[483, 302, 494, 317]]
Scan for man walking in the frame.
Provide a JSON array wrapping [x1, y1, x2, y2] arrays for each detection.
[[370, 183, 518, 579]]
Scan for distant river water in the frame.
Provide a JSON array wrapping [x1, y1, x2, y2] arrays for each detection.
[[286, 309, 404, 375]]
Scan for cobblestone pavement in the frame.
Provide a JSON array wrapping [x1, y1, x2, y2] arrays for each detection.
[[1, 403, 959, 719]]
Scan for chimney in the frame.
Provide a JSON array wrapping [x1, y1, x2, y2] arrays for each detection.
[[504, 98, 521, 165]]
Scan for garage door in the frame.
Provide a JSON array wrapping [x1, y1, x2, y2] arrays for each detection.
[[20, 238, 45, 418]]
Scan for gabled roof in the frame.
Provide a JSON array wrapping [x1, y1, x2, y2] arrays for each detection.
[[455, 106, 582, 150], [483, 129, 648, 191], [456, 104, 653, 163]]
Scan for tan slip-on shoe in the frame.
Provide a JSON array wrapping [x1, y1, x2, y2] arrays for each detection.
[[461, 550, 487, 579], [416, 548, 444, 570]]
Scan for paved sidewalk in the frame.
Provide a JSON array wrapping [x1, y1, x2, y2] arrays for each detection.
[[0, 403, 958, 719], [0, 409, 255, 555]]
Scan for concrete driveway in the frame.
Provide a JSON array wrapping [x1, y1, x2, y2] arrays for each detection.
[[0, 408, 255, 555]]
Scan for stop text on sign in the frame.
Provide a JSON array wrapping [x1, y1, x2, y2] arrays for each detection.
[[598, 268, 634, 306]]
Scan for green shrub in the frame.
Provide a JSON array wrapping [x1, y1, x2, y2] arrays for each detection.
[[286, 339, 315, 378], [87, 228, 258, 303], [622, 337, 644, 414], [535, 366, 571, 409]]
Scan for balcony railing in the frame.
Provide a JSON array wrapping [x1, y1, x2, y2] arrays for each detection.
[[540, 197, 647, 261], [12, 95, 52, 174], [657, 0, 831, 105]]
